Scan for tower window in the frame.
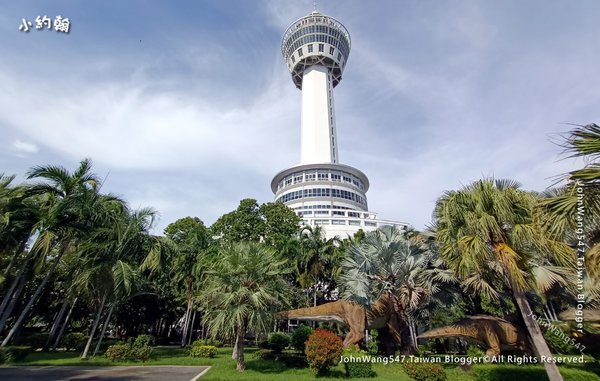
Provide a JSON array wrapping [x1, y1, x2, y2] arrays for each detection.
[[318, 43, 324, 52], [337, 52, 342, 61], [329, 47, 335, 55], [298, 48, 303, 56], [308, 44, 313, 53]]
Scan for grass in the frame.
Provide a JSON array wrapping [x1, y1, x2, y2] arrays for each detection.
[[13, 347, 599, 380], [13, 346, 472, 380]]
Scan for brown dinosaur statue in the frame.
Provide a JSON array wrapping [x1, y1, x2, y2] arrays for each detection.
[[418, 315, 529, 357], [279, 296, 402, 350]]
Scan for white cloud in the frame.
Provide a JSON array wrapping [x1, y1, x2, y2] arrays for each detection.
[[0, 68, 298, 176], [11, 139, 38, 155]]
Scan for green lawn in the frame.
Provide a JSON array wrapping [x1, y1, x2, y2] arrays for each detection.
[[15, 347, 471, 380], [13, 347, 600, 381]]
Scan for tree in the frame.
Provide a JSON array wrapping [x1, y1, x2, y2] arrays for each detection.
[[0, 175, 40, 332], [259, 202, 301, 248], [0, 174, 39, 279], [433, 178, 573, 381], [210, 199, 299, 247], [201, 242, 290, 371], [338, 225, 454, 354], [541, 123, 600, 279], [562, 123, 600, 183], [164, 217, 211, 346], [2, 159, 125, 347], [210, 199, 264, 243], [78, 207, 157, 358], [297, 225, 343, 306]]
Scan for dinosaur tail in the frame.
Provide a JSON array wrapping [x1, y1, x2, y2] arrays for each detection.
[[278, 303, 343, 323], [418, 325, 472, 340]]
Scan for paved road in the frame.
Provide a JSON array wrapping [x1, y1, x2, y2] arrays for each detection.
[[0, 365, 210, 381]]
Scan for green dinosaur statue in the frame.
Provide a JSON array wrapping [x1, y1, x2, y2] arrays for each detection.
[[418, 315, 529, 357]]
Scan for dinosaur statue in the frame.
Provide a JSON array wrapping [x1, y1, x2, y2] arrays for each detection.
[[418, 315, 529, 357], [279, 296, 403, 351]]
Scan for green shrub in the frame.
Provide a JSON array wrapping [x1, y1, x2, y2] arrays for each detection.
[[291, 325, 313, 352], [367, 329, 380, 355], [472, 364, 600, 381], [268, 332, 291, 354], [192, 338, 223, 347], [105, 343, 131, 362], [0, 346, 30, 364], [189, 345, 218, 358], [305, 329, 343, 375], [402, 361, 447, 381], [343, 347, 376, 378], [544, 325, 579, 355], [131, 345, 153, 362], [132, 334, 155, 348], [105, 336, 155, 363], [466, 346, 486, 358], [62, 332, 87, 351]]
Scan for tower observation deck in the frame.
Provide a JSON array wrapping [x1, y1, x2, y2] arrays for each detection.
[[272, 10, 408, 239]]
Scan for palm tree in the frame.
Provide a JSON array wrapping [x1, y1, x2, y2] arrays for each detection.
[[297, 225, 342, 306], [164, 217, 211, 347], [201, 242, 290, 371], [541, 123, 600, 279], [0, 174, 39, 278], [1, 159, 124, 346], [433, 178, 573, 381], [338, 225, 454, 354], [0, 175, 41, 331], [562, 123, 600, 183], [77, 206, 163, 358]]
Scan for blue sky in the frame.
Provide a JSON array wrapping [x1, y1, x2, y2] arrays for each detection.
[[1, 0, 599, 233]]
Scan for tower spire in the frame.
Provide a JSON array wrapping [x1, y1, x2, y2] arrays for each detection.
[[272, 9, 408, 239]]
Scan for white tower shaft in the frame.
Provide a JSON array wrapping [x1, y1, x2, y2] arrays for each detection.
[[301, 65, 338, 164]]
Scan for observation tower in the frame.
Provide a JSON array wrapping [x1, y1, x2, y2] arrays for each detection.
[[271, 9, 408, 239]]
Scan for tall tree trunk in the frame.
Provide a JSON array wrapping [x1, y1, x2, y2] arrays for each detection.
[[0, 275, 19, 322], [408, 316, 418, 349], [44, 299, 69, 351], [235, 324, 245, 371], [52, 297, 78, 351], [232, 335, 239, 360], [1, 251, 64, 347], [0, 273, 27, 334], [93, 303, 114, 357], [550, 303, 559, 321], [2, 240, 28, 278], [513, 289, 564, 381], [81, 292, 107, 359], [181, 297, 192, 347], [389, 293, 416, 355], [188, 310, 197, 345], [0, 260, 29, 324]]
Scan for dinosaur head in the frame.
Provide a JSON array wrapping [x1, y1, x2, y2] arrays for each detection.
[[277, 310, 290, 319]]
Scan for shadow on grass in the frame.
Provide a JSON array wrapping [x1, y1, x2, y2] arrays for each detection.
[[245, 359, 288, 373], [317, 369, 347, 378], [244, 358, 346, 378]]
